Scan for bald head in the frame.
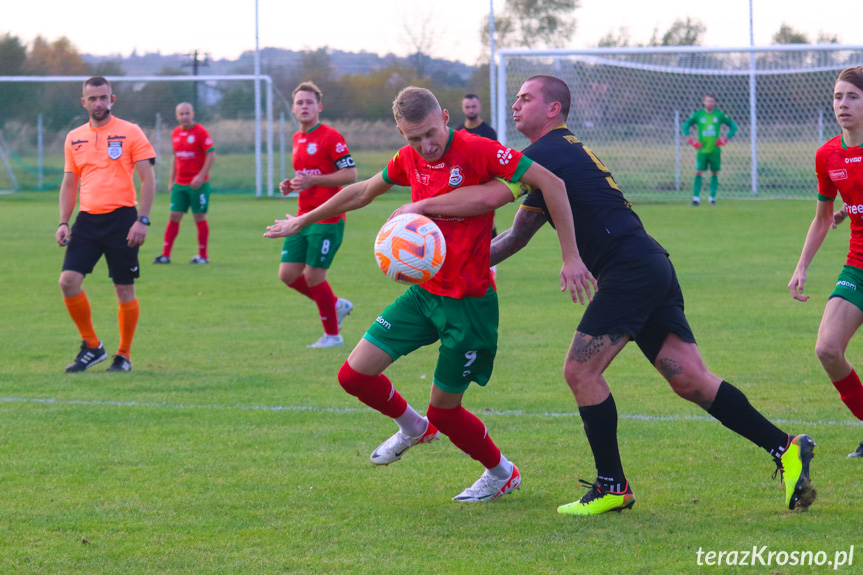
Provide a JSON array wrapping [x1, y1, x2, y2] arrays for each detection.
[[176, 102, 195, 129]]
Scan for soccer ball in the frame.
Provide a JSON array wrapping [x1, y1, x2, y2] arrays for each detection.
[[374, 213, 446, 285]]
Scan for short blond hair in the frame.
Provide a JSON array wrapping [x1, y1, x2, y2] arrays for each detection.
[[392, 86, 440, 123], [292, 81, 323, 103]]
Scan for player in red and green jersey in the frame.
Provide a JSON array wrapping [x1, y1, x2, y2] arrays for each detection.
[[154, 103, 215, 265], [790, 66, 863, 457], [277, 82, 358, 349], [265, 86, 589, 502], [682, 94, 738, 206]]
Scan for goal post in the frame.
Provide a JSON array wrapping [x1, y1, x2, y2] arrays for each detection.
[[496, 45, 863, 201], [0, 74, 276, 197]]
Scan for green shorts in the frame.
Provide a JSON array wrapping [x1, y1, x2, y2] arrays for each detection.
[[830, 265, 863, 313], [170, 182, 211, 213], [695, 149, 722, 172], [363, 285, 499, 394], [280, 221, 345, 268]]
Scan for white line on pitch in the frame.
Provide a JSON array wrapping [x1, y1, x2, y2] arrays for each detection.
[[1, 396, 859, 428]]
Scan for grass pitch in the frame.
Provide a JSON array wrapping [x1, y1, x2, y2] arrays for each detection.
[[1, 192, 862, 574]]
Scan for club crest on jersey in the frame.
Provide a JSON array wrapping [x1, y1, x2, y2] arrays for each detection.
[[830, 169, 848, 181], [307, 143, 317, 155], [449, 167, 464, 187], [107, 140, 123, 160], [187, 135, 195, 144]]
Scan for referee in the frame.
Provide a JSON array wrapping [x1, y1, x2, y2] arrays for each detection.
[[56, 76, 156, 373]]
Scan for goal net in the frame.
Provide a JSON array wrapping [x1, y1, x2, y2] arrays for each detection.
[[496, 45, 863, 201], [0, 75, 280, 196]]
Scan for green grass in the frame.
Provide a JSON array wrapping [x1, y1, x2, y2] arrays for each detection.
[[1, 193, 862, 574]]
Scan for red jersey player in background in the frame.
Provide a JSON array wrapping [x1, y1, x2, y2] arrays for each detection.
[[265, 86, 589, 502], [789, 66, 863, 457], [278, 81, 358, 348], [153, 102, 216, 264]]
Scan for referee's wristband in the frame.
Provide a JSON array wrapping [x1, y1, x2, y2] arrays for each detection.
[[58, 222, 69, 228]]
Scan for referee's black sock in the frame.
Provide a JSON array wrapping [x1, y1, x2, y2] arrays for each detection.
[[579, 394, 626, 487], [707, 380, 790, 459]]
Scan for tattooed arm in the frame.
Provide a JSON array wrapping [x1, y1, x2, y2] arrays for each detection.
[[490, 207, 548, 266]]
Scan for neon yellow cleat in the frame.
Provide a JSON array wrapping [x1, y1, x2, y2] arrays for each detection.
[[557, 479, 635, 516], [776, 434, 817, 511]]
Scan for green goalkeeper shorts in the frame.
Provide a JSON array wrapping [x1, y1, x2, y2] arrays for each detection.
[[695, 149, 722, 172], [363, 284, 499, 394]]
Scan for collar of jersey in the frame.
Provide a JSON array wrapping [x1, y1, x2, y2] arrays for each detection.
[[445, 128, 454, 151], [552, 123, 567, 131], [840, 135, 863, 150], [88, 115, 117, 131], [304, 123, 322, 134]]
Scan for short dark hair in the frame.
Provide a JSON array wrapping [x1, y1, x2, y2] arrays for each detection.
[[83, 76, 111, 93], [837, 66, 863, 93], [463, 93, 480, 100], [527, 75, 571, 120]]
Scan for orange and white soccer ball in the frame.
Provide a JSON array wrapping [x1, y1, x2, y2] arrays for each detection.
[[374, 213, 446, 285]]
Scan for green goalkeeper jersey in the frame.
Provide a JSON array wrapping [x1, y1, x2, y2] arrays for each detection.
[[682, 109, 738, 153]]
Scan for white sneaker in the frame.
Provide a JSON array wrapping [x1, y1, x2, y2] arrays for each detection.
[[335, 298, 353, 330], [452, 464, 521, 502], [370, 421, 440, 465], [307, 334, 344, 348]]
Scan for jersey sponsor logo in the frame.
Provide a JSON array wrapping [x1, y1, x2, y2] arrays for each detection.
[[837, 279, 857, 291], [303, 169, 323, 176], [107, 140, 123, 160], [449, 166, 464, 187], [830, 169, 848, 181], [497, 148, 513, 165], [187, 135, 196, 144], [427, 161, 446, 170], [307, 143, 317, 155], [844, 202, 863, 215], [335, 142, 347, 154], [176, 151, 197, 159], [414, 170, 431, 185], [845, 157, 862, 164], [375, 316, 392, 330]]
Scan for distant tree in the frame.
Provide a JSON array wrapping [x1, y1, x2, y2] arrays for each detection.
[[23, 36, 88, 75], [401, 8, 439, 78], [772, 23, 810, 44], [816, 32, 840, 44], [481, 0, 580, 51], [20, 36, 90, 130], [0, 33, 29, 125], [649, 17, 706, 46], [91, 60, 125, 77], [597, 27, 633, 48]]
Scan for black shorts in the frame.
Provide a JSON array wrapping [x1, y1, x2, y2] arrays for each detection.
[[63, 206, 140, 285], [577, 252, 695, 364]]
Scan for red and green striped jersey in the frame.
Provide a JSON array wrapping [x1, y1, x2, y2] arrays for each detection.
[[817, 135, 863, 269], [383, 129, 532, 299]]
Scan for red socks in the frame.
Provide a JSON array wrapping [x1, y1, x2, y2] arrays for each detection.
[[162, 220, 180, 257], [832, 370, 863, 420], [196, 220, 209, 259], [338, 362, 407, 419], [427, 405, 501, 469], [309, 281, 339, 335]]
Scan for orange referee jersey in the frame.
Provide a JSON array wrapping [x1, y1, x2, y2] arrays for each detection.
[[64, 116, 156, 214]]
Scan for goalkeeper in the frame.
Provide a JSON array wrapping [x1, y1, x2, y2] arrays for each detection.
[[682, 94, 737, 206]]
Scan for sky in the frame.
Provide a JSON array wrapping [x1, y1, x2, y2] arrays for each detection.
[[4, 0, 861, 65]]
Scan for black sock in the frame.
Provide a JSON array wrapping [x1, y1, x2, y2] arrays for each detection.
[[579, 394, 626, 488], [707, 380, 790, 459]]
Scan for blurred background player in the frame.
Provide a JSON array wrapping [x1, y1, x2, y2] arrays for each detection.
[[265, 86, 587, 502], [278, 81, 357, 348], [153, 102, 216, 265], [682, 94, 737, 206], [454, 93, 497, 141], [57, 76, 156, 373], [403, 75, 816, 516], [789, 66, 863, 458]]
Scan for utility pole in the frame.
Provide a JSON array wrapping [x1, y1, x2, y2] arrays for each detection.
[[182, 50, 210, 111]]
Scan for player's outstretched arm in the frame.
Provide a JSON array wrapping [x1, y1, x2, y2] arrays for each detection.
[[789, 200, 835, 302], [392, 179, 514, 219], [264, 171, 392, 238], [490, 208, 547, 266], [519, 162, 596, 305]]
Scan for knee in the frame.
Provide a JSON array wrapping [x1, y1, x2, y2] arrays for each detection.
[[58, 273, 80, 296], [563, 359, 595, 394], [338, 361, 368, 396], [815, 339, 844, 367], [279, 267, 299, 286]]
